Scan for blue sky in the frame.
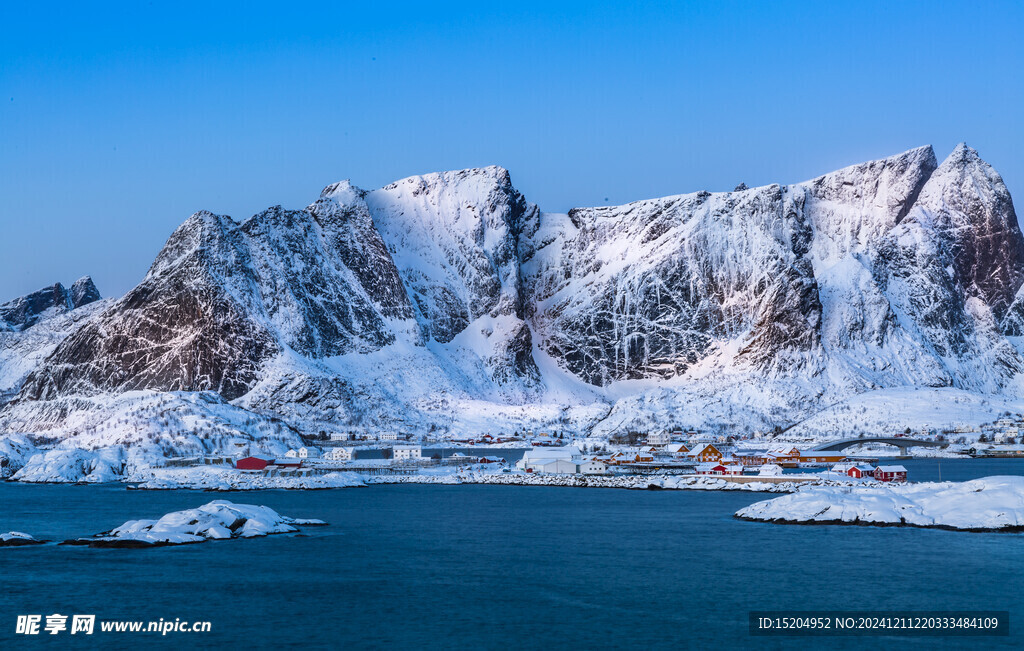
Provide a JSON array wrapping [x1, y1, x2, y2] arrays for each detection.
[[2, 1, 1022, 299]]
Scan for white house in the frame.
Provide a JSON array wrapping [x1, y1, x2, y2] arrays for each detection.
[[578, 459, 607, 475], [646, 431, 671, 446], [535, 458, 579, 474], [393, 445, 422, 461], [997, 427, 1019, 442], [284, 449, 299, 458], [379, 432, 400, 441], [298, 446, 321, 459], [326, 447, 356, 462], [516, 446, 582, 472], [757, 463, 783, 476]]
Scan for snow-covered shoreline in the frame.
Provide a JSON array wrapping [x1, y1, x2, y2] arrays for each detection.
[[735, 476, 1024, 532], [362, 471, 824, 492], [127, 466, 365, 491], [118, 465, 849, 493]]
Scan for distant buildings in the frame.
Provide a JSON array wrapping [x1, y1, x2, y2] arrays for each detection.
[[695, 463, 741, 476], [797, 451, 847, 464], [831, 462, 876, 479], [607, 449, 655, 465], [734, 446, 847, 467]]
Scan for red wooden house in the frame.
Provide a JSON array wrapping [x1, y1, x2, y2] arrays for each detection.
[[847, 465, 875, 479], [875, 465, 907, 482]]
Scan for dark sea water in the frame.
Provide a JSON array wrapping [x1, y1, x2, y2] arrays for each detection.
[[2, 459, 1023, 650]]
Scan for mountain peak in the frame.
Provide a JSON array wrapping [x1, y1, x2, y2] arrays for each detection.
[[69, 277, 100, 309], [939, 142, 990, 172], [319, 179, 366, 203]]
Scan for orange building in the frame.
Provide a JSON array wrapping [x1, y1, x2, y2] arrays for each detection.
[[687, 443, 722, 463]]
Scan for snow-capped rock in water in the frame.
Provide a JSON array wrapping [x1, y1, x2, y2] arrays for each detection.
[[62, 500, 326, 547], [735, 476, 1024, 531], [0, 532, 46, 546], [4, 144, 1024, 479]]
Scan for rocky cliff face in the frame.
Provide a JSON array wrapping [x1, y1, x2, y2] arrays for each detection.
[[3, 144, 1024, 447], [16, 186, 422, 402], [521, 183, 826, 384]]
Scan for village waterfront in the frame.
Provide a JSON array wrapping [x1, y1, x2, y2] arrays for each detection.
[[2, 458, 1024, 649]]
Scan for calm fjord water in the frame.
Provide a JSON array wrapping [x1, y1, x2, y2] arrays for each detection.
[[1, 459, 1023, 650]]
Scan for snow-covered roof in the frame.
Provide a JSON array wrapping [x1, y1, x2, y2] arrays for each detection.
[[537, 458, 576, 467], [695, 462, 724, 470], [877, 465, 907, 472], [522, 446, 580, 462], [688, 443, 717, 456]]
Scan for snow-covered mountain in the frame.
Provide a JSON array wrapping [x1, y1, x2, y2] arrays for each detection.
[[4, 144, 1024, 480]]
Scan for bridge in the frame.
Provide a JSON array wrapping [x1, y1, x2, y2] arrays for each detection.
[[810, 437, 946, 454]]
